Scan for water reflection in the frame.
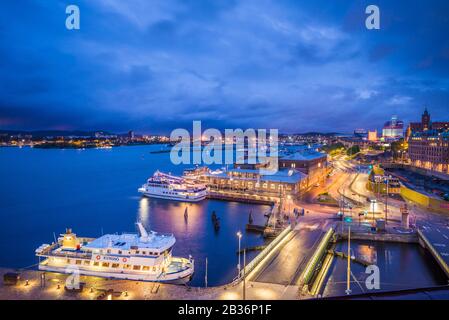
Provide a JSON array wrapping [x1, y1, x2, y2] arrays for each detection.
[[322, 240, 447, 297], [136, 197, 269, 286], [138, 197, 149, 225]]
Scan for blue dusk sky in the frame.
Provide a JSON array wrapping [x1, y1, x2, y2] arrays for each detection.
[[0, 0, 449, 134]]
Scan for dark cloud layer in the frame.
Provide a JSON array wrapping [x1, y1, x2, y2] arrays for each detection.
[[1, 0, 448, 134]]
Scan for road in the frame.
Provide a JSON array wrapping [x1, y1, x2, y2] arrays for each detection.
[[252, 222, 324, 285], [419, 219, 449, 272]]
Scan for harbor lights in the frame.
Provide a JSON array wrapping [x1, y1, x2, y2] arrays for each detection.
[[237, 231, 242, 278]]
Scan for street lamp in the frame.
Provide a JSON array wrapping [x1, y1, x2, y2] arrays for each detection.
[[237, 231, 242, 278], [371, 199, 376, 224], [345, 226, 352, 295]]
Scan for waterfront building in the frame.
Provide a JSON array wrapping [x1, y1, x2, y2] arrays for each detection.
[[204, 167, 308, 198], [201, 148, 327, 199], [278, 149, 328, 187]]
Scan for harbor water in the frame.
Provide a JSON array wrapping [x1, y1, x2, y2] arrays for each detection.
[[321, 240, 448, 297], [0, 145, 270, 286]]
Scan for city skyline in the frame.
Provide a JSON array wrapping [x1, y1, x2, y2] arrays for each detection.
[[1, 1, 449, 134]]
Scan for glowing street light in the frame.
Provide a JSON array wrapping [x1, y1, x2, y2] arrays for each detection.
[[237, 231, 242, 278]]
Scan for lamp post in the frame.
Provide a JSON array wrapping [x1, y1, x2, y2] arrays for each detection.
[[237, 231, 242, 278], [345, 226, 352, 295]]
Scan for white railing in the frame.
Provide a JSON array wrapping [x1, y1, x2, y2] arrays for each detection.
[[233, 225, 292, 284]]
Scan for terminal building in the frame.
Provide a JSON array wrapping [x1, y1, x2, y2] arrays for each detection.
[[201, 148, 328, 199]]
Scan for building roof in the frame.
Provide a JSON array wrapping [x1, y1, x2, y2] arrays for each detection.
[[83, 232, 175, 251], [207, 168, 307, 184], [280, 150, 327, 161]]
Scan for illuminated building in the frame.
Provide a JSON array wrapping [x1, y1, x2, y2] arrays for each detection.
[[408, 131, 449, 174], [368, 130, 378, 142], [382, 115, 404, 141]]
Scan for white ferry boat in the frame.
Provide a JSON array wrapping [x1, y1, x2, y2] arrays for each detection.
[[35, 223, 194, 284], [138, 171, 207, 202]]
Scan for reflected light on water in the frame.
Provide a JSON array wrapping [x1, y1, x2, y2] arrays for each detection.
[[357, 244, 377, 263], [138, 197, 149, 224]]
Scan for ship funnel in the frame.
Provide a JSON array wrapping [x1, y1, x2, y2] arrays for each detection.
[[136, 222, 149, 240]]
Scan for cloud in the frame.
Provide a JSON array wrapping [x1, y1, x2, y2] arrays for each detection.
[[0, 0, 448, 133], [387, 95, 413, 105], [357, 89, 378, 100]]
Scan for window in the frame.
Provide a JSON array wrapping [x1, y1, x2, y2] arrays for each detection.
[[102, 262, 110, 268], [107, 249, 111, 254], [111, 263, 119, 268], [123, 264, 131, 269], [84, 260, 90, 266], [93, 262, 99, 266], [66, 259, 71, 264], [133, 265, 141, 270], [118, 250, 122, 255], [75, 260, 81, 265], [142, 251, 146, 255], [142, 266, 150, 271]]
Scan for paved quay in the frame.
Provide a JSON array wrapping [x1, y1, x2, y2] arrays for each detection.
[[0, 268, 302, 300]]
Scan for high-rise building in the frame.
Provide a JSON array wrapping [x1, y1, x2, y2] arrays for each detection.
[[382, 116, 404, 141]]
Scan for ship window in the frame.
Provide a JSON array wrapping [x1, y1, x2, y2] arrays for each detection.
[[111, 263, 119, 268], [66, 259, 71, 264], [93, 262, 99, 266], [153, 267, 157, 272], [124, 264, 131, 269], [142, 251, 146, 255], [84, 260, 90, 265], [102, 262, 110, 268], [107, 249, 111, 254], [76, 260, 82, 265], [136, 251, 140, 254], [142, 266, 150, 271], [133, 265, 141, 270], [118, 250, 122, 255]]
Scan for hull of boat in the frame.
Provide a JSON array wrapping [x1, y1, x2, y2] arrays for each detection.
[[138, 189, 207, 202], [38, 264, 194, 284]]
